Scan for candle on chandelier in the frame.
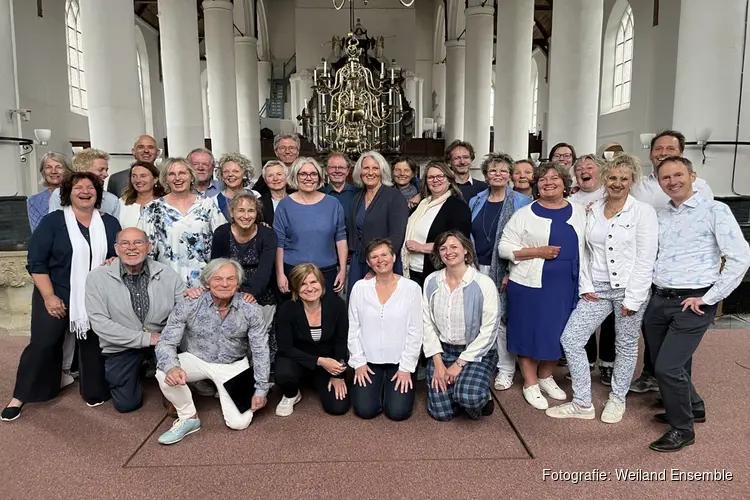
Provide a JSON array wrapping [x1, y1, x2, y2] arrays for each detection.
[[390, 68, 394, 84], [380, 62, 384, 78], [323, 60, 327, 75], [314, 69, 317, 84]]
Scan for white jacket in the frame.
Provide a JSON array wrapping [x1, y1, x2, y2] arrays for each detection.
[[579, 195, 658, 311], [498, 201, 588, 288]]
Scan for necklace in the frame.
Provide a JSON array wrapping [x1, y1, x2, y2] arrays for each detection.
[[604, 202, 625, 218], [482, 200, 504, 243]]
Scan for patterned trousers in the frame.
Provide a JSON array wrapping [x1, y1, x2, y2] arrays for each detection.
[[560, 282, 650, 407], [426, 343, 498, 421]]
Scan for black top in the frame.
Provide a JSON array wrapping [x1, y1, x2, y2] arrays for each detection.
[[259, 192, 276, 227], [420, 195, 472, 277], [275, 294, 348, 376], [457, 179, 488, 204], [252, 175, 270, 196], [26, 210, 120, 307], [346, 185, 409, 260], [210, 223, 277, 304], [106, 169, 130, 198]]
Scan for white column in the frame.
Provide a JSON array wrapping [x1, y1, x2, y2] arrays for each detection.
[[416, 77, 424, 138], [494, 0, 534, 159], [158, 0, 204, 158], [444, 40, 466, 144], [257, 60, 272, 116], [235, 36, 262, 178], [79, 0, 144, 173], [0, 0, 24, 196], [203, 0, 239, 157], [463, 5, 494, 166], [547, 0, 603, 154], [673, 0, 750, 196]]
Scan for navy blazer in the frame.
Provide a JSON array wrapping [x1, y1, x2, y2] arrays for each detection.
[[346, 185, 409, 260]]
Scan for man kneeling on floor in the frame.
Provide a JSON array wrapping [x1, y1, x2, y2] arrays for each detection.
[[86, 227, 186, 413], [155, 258, 271, 445]]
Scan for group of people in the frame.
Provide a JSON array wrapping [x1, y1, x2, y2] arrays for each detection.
[[6, 129, 748, 454]]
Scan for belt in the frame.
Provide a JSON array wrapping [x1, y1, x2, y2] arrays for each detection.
[[651, 285, 711, 299]]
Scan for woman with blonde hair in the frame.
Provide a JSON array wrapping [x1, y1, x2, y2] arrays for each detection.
[[274, 263, 350, 417], [138, 157, 226, 287], [402, 161, 471, 288]]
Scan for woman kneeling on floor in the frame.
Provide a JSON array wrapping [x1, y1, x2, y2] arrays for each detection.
[[423, 231, 499, 421], [274, 264, 350, 416], [546, 154, 657, 424], [348, 238, 422, 420]]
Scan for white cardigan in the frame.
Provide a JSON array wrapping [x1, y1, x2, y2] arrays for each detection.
[[579, 195, 658, 311], [498, 201, 588, 288]]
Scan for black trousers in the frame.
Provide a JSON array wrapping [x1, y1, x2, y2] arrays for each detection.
[[408, 270, 427, 290], [104, 348, 151, 413], [643, 292, 716, 432], [14, 289, 109, 405], [351, 363, 415, 421], [584, 312, 617, 364], [274, 355, 350, 415]]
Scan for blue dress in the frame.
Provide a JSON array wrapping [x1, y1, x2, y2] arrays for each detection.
[[506, 202, 579, 361]]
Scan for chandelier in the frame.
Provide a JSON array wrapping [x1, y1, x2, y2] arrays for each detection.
[[301, 35, 407, 154], [333, 0, 415, 8]]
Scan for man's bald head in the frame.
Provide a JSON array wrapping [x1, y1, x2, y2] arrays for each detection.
[[132, 135, 158, 163], [115, 227, 152, 270], [117, 226, 149, 243]]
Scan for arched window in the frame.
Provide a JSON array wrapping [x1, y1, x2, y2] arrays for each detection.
[[613, 5, 634, 107], [65, 0, 87, 115], [530, 71, 539, 133]]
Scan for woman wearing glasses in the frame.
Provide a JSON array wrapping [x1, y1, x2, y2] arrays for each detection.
[[402, 161, 471, 288], [468, 153, 532, 391], [550, 142, 577, 181], [274, 157, 348, 296]]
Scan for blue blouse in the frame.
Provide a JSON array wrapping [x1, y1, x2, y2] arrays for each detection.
[[27, 189, 53, 232]]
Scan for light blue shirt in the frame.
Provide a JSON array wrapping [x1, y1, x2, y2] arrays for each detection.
[[48, 187, 121, 219], [198, 179, 224, 198], [654, 195, 750, 305]]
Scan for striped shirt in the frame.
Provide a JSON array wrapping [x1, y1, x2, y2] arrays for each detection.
[[310, 326, 322, 342]]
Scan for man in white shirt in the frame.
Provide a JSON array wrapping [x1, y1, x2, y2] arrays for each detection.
[[630, 130, 714, 395], [644, 156, 750, 452]]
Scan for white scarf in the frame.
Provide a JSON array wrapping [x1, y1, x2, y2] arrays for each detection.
[[63, 206, 107, 339], [401, 191, 451, 278]]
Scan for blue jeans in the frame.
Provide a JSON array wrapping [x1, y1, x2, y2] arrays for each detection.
[[351, 363, 414, 421]]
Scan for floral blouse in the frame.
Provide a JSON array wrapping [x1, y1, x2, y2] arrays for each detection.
[[138, 196, 226, 287]]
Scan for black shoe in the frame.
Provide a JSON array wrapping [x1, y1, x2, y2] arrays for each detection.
[[649, 428, 695, 452], [600, 366, 613, 386], [1, 404, 23, 421], [481, 399, 494, 416], [654, 412, 706, 424]]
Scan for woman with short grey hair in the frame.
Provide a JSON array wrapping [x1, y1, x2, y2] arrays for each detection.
[[259, 160, 291, 227], [499, 162, 587, 410], [346, 151, 409, 291], [274, 157, 348, 296], [215, 152, 260, 221], [27, 152, 71, 231]]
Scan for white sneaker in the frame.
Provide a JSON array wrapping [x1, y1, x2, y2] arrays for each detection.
[[601, 396, 626, 424], [60, 372, 75, 389], [275, 391, 302, 417], [192, 380, 217, 397], [494, 371, 514, 391], [538, 376, 567, 400], [545, 401, 595, 420], [523, 384, 549, 410]]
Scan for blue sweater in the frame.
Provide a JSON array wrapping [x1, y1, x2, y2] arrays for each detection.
[[273, 195, 347, 268]]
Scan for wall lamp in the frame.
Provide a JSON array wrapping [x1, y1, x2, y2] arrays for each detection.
[[640, 133, 656, 150], [684, 128, 750, 164], [0, 129, 52, 163]]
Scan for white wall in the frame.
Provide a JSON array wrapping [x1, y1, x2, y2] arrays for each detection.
[[596, 0, 680, 168]]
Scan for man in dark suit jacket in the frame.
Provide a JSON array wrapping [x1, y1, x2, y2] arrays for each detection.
[[446, 139, 488, 202], [106, 135, 160, 198]]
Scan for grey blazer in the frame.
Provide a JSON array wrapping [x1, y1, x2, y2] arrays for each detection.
[[85, 258, 187, 354], [106, 169, 130, 198]]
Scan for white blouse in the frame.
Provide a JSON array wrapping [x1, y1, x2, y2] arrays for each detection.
[[347, 277, 423, 373], [118, 199, 147, 229]]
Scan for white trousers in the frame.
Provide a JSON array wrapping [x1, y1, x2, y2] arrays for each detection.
[[156, 352, 254, 430], [478, 264, 515, 375]]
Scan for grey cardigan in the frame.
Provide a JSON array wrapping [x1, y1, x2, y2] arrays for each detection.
[[85, 258, 187, 354]]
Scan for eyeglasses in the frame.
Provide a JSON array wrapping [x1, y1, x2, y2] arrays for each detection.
[[552, 153, 573, 160], [426, 174, 446, 182], [487, 169, 510, 176], [278, 146, 298, 152], [297, 172, 320, 179], [117, 240, 148, 247]]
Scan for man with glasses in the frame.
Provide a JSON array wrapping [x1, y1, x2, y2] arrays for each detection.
[[445, 140, 488, 202], [187, 147, 224, 197], [320, 151, 358, 225], [85, 228, 186, 413], [253, 133, 301, 196]]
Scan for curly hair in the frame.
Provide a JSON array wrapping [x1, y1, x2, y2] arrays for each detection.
[[60, 171, 103, 209], [72, 148, 109, 172], [480, 152, 514, 178], [217, 152, 254, 187], [601, 153, 643, 185]]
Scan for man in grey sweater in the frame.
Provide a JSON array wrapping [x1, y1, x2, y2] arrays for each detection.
[[85, 227, 186, 413]]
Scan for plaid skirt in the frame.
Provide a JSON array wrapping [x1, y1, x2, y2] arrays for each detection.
[[426, 343, 498, 421]]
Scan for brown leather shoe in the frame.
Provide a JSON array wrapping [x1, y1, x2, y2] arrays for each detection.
[[162, 396, 177, 418]]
